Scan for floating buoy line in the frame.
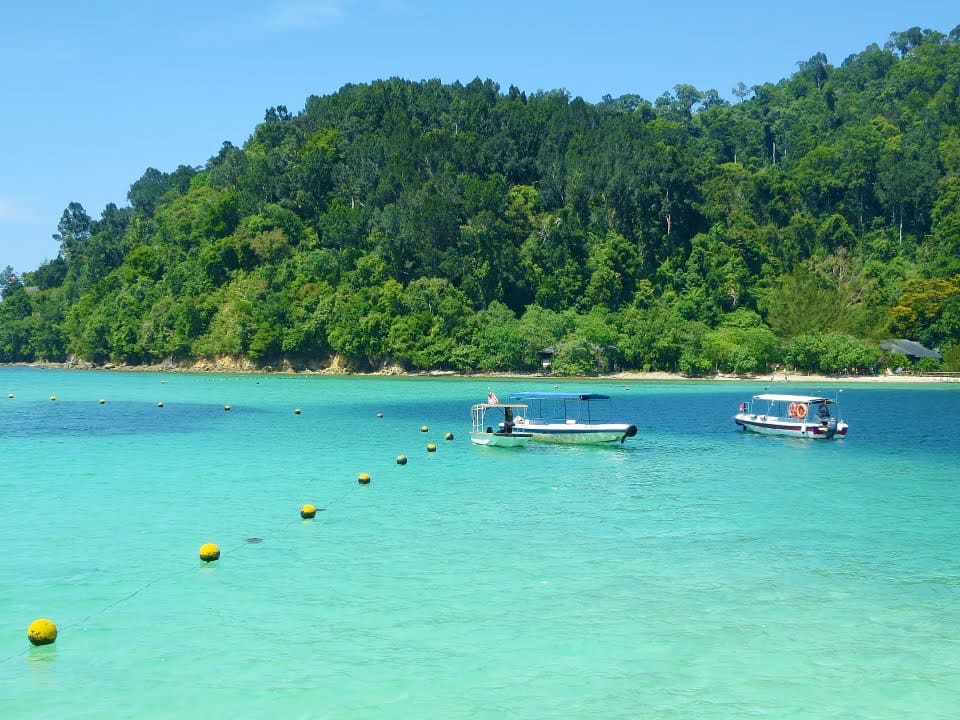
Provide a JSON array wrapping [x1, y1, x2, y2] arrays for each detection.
[[1, 469, 389, 659], [2, 397, 456, 659], [0, 535, 266, 662]]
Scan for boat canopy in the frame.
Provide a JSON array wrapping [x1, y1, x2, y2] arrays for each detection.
[[509, 392, 610, 401], [752, 394, 835, 404]]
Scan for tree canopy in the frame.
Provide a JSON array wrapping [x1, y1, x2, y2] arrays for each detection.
[[4, 26, 960, 375]]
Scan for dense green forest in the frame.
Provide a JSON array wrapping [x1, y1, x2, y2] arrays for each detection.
[[3, 26, 960, 375]]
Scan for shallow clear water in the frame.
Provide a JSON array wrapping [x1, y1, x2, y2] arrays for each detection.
[[1, 367, 959, 719]]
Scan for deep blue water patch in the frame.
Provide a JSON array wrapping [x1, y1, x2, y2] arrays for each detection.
[[0, 399, 264, 438]]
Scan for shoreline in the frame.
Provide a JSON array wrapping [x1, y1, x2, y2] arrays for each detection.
[[3, 360, 958, 384], [608, 370, 960, 384]]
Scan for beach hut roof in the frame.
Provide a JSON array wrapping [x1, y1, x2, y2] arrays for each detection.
[[880, 339, 942, 360]]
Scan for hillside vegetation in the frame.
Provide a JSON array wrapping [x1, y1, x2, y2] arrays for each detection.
[[3, 26, 960, 375]]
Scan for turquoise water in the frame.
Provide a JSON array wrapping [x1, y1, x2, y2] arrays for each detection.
[[1, 367, 959, 719]]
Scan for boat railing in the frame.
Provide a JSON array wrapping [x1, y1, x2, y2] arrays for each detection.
[[471, 403, 528, 433], [519, 397, 612, 424], [744, 400, 837, 422]]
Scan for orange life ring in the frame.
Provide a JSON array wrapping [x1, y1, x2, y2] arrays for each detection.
[[787, 403, 797, 417], [795, 403, 808, 419]]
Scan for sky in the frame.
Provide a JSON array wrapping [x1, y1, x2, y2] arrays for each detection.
[[1, 1, 956, 274]]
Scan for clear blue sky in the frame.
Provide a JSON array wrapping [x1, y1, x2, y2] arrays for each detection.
[[1, 1, 956, 274]]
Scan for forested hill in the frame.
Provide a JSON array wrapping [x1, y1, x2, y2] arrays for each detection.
[[3, 26, 960, 375]]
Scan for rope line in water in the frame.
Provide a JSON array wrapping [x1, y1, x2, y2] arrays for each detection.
[[3, 473, 367, 663], [0, 539, 262, 664]]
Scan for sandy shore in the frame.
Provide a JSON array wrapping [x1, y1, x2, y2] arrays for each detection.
[[607, 370, 960, 384], [6, 359, 958, 383]]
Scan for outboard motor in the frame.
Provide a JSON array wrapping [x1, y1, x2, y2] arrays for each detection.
[[824, 418, 838, 439]]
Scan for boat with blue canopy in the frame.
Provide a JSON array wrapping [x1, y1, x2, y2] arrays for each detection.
[[507, 391, 638, 444]]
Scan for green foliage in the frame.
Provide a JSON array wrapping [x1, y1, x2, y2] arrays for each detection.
[[890, 275, 960, 348], [8, 34, 960, 372], [784, 331, 879, 373], [128, 166, 197, 214], [0, 286, 34, 361], [386, 278, 475, 370], [701, 309, 780, 374], [551, 337, 602, 376], [929, 175, 960, 275], [942, 345, 960, 372], [471, 302, 529, 372], [884, 353, 910, 371], [517, 305, 571, 368]]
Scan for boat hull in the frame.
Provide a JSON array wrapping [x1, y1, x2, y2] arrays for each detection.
[[734, 413, 848, 439], [469, 431, 532, 447], [516, 422, 638, 444]]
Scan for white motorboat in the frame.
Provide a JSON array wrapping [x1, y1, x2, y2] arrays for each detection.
[[507, 392, 638, 444], [734, 393, 848, 439]]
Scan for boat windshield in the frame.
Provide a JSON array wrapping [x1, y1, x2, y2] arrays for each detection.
[[747, 395, 834, 419], [471, 403, 527, 432]]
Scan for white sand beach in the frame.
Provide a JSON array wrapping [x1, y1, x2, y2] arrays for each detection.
[[608, 370, 960, 383], [10, 359, 959, 383]]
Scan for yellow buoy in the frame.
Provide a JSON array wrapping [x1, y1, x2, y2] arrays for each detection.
[[396, 455, 408, 465], [224, 405, 231, 411], [300, 503, 317, 519], [357, 472, 371, 485], [427, 443, 437, 452], [294, 408, 302, 415], [445, 432, 454, 440], [199, 543, 220, 562], [420, 425, 429, 432], [7, 393, 14, 399], [49, 395, 56, 401], [27, 618, 58, 646], [99, 399, 105, 404]]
